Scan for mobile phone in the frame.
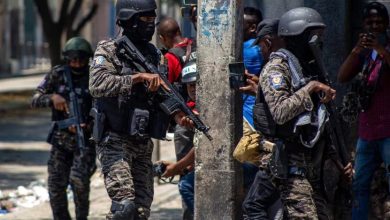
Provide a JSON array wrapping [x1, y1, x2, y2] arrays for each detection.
[[181, 5, 197, 18], [365, 32, 387, 46], [366, 32, 375, 40], [229, 62, 246, 90]]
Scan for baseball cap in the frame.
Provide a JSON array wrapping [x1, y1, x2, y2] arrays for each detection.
[[252, 18, 279, 46]]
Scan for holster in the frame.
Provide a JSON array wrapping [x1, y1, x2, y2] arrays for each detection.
[[268, 140, 288, 180], [90, 107, 106, 143], [46, 122, 57, 144]]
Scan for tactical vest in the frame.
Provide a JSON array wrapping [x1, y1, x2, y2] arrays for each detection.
[[252, 49, 307, 140], [51, 65, 92, 124], [96, 41, 170, 140], [253, 88, 296, 139]]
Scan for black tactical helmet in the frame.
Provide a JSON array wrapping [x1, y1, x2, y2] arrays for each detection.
[[62, 37, 93, 59], [278, 7, 326, 36], [116, 0, 157, 21]]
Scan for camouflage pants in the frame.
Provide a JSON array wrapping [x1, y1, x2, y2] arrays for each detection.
[[97, 132, 154, 220], [48, 131, 96, 220], [277, 177, 329, 220]]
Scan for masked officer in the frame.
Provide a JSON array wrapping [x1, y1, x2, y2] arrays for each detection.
[[89, 0, 193, 219], [257, 8, 352, 219], [31, 37, 96, 220]]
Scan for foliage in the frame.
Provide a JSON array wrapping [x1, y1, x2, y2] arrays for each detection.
[[33, 0, 98, 66]]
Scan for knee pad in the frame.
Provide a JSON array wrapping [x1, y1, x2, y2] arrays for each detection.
[[111, 199, 136, 220]]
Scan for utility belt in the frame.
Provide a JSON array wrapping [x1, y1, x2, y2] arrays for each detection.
[[270, 163, 317, 180], [90, 97, 170, 143], [288, 167, 306, 177], [266, 137, 306, 180]]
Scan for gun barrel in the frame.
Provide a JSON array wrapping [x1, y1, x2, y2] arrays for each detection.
[[309, 34, 350, 167], [63, 67, 87, 154]]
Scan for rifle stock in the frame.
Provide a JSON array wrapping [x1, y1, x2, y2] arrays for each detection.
[[115, 36, 213, 141], [309, 35, 353, 218]]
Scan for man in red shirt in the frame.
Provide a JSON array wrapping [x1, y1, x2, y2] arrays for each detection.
[[338, 2, 390, 219], [157, 17, 195, 83]]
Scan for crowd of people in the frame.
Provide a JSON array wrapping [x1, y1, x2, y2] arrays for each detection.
[[31, 0, 389, 219]]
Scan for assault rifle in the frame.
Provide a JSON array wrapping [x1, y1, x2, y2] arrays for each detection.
[[56, 67, 86, 154], [309, 34, 352, 219], [115, 36, 213, 141], [309, 35, 350, 170]]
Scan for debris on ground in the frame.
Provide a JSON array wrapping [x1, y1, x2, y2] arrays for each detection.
[[0, 179, 49, 215]]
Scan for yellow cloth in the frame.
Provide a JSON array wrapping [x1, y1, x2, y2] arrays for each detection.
[[233, 119, 261, 166]]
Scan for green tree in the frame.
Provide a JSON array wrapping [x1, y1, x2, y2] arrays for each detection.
[[33, 0, 98, 66]]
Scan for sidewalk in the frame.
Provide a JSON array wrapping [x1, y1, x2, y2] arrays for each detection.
[[0, 138, 182, 220], [0, 172, 182, 220], [0, 74, 45, 94], [0, 107, 183, 219]]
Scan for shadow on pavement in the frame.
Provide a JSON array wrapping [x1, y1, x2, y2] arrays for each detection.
[[0, 171, 45, 191], [0, 109, 51, 142], [150, 208, 182, 220], [0, 149, 49, 166]]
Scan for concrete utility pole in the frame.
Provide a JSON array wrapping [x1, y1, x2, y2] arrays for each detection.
[[195, 0, 244, 219]]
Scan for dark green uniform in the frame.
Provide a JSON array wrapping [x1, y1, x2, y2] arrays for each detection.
[[31, 65, 96, 220]]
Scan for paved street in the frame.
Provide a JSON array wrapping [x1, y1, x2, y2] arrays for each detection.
[[0, 74, 44, 93], [0, 76, 183, 219]]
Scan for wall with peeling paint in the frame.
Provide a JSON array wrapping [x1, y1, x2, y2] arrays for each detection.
[[195, 0, 244, 219]]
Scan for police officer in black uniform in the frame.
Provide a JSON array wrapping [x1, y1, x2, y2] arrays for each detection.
[[31, 37, 96, 220]]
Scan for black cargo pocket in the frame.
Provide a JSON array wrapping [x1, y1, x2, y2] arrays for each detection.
[[128, 108, 150, 138]]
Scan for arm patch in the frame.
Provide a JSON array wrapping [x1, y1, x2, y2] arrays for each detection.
[[93, 56, 107, 67], [268, 72, 286, 90]]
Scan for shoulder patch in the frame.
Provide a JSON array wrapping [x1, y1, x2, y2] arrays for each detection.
[[93, 56, 106, 66], [269, 72, 285, 90]]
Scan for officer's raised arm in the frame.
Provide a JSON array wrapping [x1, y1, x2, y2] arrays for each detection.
[[260, 62, 314, 125]]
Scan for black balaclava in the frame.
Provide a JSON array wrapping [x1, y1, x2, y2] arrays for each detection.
[[122, 11, 156, 43], [71, 65, 89, 76], [284, 28, 324, 78], [65, 51, 90, 75]]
